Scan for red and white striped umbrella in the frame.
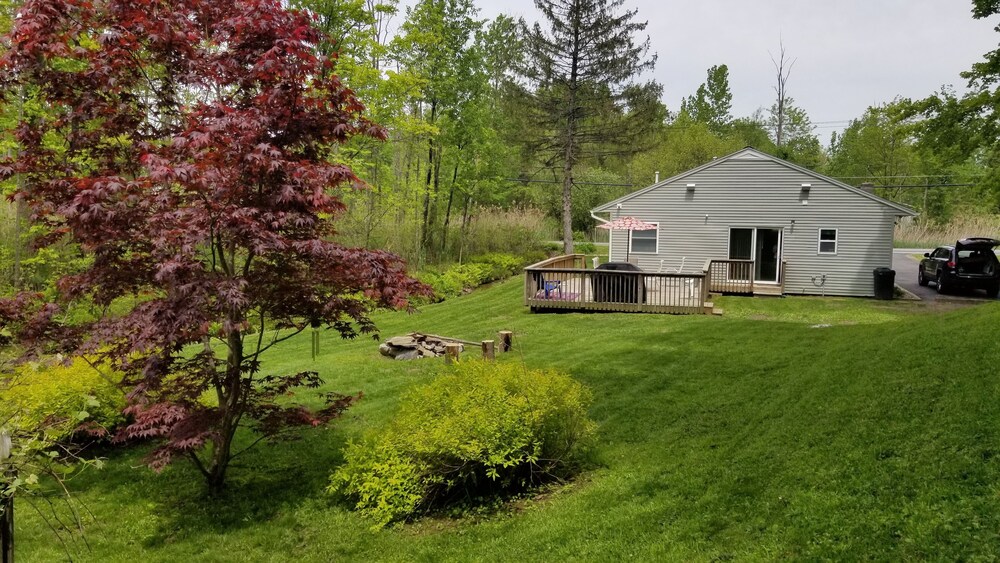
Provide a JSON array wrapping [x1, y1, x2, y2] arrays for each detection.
[[597, 216, 657, 232], [598, 216, 656, 261]]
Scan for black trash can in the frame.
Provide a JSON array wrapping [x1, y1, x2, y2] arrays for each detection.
[[591, 262, 646, 304], [873, 267, 895, 300]]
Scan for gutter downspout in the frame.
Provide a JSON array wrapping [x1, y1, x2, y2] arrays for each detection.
[[591, 211, 611, 262]]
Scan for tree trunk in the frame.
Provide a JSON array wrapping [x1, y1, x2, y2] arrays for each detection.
[[406, 134, 419, 264], [207, 325, 244, 494], [562, 156, 574, 254], [9, 87, 25, 290], [421, 141, 433, 251], [461, 193, 472, 230], [771, 41, 793, 150], [429, 144, 443, 259], [363, 145, 381, 248], [11, 197, 23, 290], [420, 100, 438, 253], [440, 155, 461, 256], [561, 8, 582, 255], [459, 194, 472, 263]]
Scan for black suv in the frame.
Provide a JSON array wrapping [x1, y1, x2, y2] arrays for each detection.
[[918, 238, 1000, 297]]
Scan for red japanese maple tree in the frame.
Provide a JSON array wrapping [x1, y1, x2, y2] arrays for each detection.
[[0, 0, 427, 491]]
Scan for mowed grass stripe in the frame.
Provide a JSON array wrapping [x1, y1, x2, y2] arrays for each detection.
[[13, 278, 1000, 561]]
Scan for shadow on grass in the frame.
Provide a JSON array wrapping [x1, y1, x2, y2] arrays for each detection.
[[72, 425, 352, 548]]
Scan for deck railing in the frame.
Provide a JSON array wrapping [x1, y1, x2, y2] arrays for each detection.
[[524, 255, 711, 314], [706, 259, 788, 295], [707, 259, 755, 294]]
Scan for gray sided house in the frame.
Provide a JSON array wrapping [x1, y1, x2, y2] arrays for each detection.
[[592, 148, 917, 298]]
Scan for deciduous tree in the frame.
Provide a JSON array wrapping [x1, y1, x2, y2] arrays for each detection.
[[768, 100, 823, 168], [392, 0, 483, 257], [904, 2, 1000, 211], [769, 40, 794, 150], [827, 102, 921, 200], [681, 64, 733, 135], [0, 0, 427, 492]]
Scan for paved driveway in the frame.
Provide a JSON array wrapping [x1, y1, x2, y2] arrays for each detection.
[[893, 249, 999, 302]]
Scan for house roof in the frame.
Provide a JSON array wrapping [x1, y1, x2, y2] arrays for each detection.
[[592, 147, 919, 217]]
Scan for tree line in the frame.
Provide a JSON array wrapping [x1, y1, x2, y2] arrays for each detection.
[[294, 0, 1000, 263], [1, 0, 999, 282]]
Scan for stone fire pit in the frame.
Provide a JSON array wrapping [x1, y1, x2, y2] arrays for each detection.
[[379, 333, 466, 361]]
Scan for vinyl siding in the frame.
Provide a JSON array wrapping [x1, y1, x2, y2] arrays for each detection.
[[602, 156, 904, 297]]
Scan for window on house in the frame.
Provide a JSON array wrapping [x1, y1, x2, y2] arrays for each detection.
[[630, 226, 658, 254], [818, 229, 838, 254]]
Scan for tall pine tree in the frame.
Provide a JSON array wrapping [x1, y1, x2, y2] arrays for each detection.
[[519, 0, 662, 252]]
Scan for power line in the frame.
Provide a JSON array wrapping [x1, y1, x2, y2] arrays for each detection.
[[834, 174, 987, 179], [878, 183, 977, 189], [505, 178, 635, 187]]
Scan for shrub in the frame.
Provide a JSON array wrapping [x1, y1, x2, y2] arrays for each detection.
[[1, 357, 125, 442], [415, 264, 488, 302], [415, 253, 527, 302], [523, 250, 547, 265], [469, 253, 525, 282], [329, 361, 596, 527]]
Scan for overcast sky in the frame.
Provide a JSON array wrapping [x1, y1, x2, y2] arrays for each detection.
[[402, 1, 1000, 140]]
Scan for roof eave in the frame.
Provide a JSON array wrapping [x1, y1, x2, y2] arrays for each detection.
[[591, 147, 921, 216]]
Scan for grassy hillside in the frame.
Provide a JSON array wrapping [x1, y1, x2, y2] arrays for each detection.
[[14, 279, 1000, 561]]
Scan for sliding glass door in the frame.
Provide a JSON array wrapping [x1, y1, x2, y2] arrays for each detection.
[[728, 227, 782, 283]]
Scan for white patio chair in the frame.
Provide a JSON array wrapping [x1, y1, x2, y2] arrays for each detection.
[[657, 257, 687, 274], [655, 258, 694, 299], [673, 257, 694, 298]]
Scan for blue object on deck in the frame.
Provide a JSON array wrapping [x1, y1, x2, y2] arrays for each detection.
[[543, 279, 562, 298]]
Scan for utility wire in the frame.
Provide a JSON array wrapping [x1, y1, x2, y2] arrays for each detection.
[[834, 174, 987, 179], [505, 178, 635, 187], [875, 183, 977, 189], [506, 179, 978, 189]]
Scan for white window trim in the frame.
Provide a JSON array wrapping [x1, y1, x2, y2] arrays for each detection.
[[629, 223, 659, 255], [818, 228, 838, 255]]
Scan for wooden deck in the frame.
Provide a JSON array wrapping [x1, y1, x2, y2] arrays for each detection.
[[524, 255, 713, 315], [524, 256, 787, 315]]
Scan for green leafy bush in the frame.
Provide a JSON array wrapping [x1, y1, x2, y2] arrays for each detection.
[[469, 253, 524, 282], [415, 253, 527, 302], [329, 361, 596, 528], [415, 264, 486, 301], [1, 357, 125, 442], [523, 250, 547, 265]]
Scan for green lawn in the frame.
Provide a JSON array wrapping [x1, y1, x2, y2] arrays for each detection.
[[14, 279, 1000, 561]]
